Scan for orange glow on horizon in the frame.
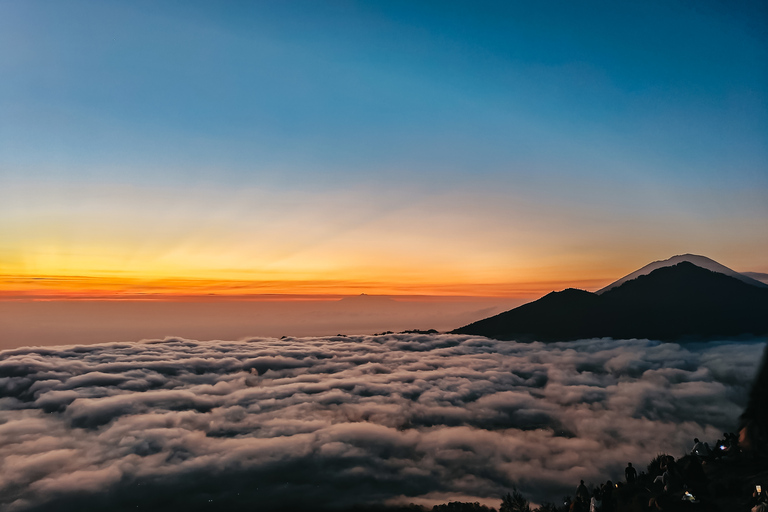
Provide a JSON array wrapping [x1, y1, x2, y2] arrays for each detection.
[[0, 274, 610, 301]]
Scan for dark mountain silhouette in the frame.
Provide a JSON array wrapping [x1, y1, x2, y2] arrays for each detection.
[[453, 261, 768, 342], [743, 271, 768, 286]]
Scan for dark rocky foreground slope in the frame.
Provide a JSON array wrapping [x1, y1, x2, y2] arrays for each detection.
[[453, 262, 768, 342]]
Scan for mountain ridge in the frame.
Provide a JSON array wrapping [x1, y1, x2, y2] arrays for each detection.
[[596, 253, 768, 293], [453, 259, 768, 342]]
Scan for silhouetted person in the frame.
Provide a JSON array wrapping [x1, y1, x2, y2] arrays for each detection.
[[653, 456, 681, 493], [691, 437, 709, 457], [625, 462, 637, 484], [741, 344, 768, 456], [601, 481, 615, 512], [589, 489, 601, 512], [684, 456, 708, 498], [749, 485, 768, 512], [576, 480, 590, 504]]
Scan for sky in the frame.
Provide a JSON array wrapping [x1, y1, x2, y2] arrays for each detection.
[[1, 0, 767, 300], [0, 4, 766, 507]]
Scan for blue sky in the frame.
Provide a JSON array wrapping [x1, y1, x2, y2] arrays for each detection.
[[1, 0, 766, 292]]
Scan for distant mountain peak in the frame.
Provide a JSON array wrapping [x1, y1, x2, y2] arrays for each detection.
[[596, 253, 768, 294], [453, 255, 768, 342], [337, 294, 396, 303]]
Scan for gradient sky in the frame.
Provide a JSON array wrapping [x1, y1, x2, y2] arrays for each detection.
[[1, 0, 766, 298]]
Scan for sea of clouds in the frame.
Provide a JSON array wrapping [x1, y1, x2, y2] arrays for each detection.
[[0, 335, 762, 511]]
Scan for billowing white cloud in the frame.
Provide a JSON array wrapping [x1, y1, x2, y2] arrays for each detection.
[[0, 335, 761, 511]]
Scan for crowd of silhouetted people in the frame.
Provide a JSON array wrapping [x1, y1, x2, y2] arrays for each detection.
[[559, 427, 768, 512]]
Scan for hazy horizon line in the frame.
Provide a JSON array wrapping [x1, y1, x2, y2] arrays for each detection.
[[0, 274, 611, 301]]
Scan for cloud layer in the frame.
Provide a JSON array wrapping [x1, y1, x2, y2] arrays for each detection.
[[0, 335, 761, 511]]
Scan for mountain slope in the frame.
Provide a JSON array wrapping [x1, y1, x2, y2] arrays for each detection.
[[450, 288, 602, 341], [453, 261, 768, 342], [596, 254, 768, 294], [742, 272, 768, 286]]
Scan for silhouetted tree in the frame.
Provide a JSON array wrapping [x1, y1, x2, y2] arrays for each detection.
[[432, 501, 496, 512], [647, 453, 673, 477], [500, 488, 531, 512]]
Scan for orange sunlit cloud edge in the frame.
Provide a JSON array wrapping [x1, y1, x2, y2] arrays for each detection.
[[0, 274, 610, 301]]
